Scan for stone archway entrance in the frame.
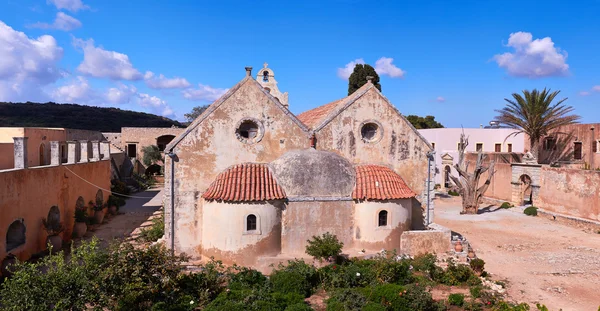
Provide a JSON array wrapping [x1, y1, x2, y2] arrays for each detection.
[[441, 153, 454, 190], [444, 165, 452, 188], [511, 164, 541, 206]]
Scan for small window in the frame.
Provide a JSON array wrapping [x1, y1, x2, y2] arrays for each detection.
[[593, 140, 598, 153], [6, 219, 26, 252], [360, 122, 380, 142], [495, 144, 502, 152], [127, 144, 137, 157], [431, 142, 436, 150], [457, 142, 465, 150], [476, 143, 483, 152], [378, 210, 388, 227], [574, 142, 583, 160], [544, 137, 556, 151], [263, 71, 269, 82], [507, 143, 513, 153], [246, 214, 257, 231]]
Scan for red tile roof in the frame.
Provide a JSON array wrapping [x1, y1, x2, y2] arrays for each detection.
[[296, 98, 345, 129], [202, 163, 286, 202], [352, 165, 416, 200]]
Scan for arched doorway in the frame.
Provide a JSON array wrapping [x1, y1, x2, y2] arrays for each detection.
[[444, 165, 452, 188], [156, 135, 176, 152], [39, 143, 46, 166], [519, 174, 533, 205], [6, 219, 26, 252]]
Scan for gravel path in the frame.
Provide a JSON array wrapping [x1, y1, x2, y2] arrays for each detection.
[[435, 196, 600, 311]]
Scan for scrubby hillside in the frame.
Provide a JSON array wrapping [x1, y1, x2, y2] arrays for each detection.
[[0, 102, 183, 132]]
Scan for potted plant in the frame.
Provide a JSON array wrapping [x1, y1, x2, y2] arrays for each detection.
[[1, 253, 16, 278], [73, 207, 88, 238], [107, 195, 125, 215], [90, 200, 106, 224], [42, 217, 65, 252]]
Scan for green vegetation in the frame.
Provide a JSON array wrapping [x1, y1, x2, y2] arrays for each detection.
[[406, 115, 444, 129], [524, 206, 538, 216], [469, 258, 485, 275], [305, 232, 344, 261], [184, 104, 210, 123], [0, 102, 182, 132], [138, 213, 165, 242], [348, 64, 381, 95], [448, 190, 460, 196], [494, 88, 580, 161], [0, 235, 538, 311], [142, 145, 163, 166], [500, 202, 513, 209]]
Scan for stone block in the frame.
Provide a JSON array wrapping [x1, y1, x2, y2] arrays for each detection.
[[400, 224, 451, 256]]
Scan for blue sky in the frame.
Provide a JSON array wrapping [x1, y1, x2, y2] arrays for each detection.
[[1, 0, 599, 127]]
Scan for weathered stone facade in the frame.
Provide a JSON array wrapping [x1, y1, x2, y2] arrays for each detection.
[[164, 67, 435, 270]]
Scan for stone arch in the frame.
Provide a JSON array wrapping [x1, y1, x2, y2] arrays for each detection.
[[156, 135, 176, 152], [47, 205, 61, 225], [95, 190, 104, 206], [510, 164, 541, 206], [444, 165, 452, 188], [519, 174, 533, 205], [6, 219, 26, 252]]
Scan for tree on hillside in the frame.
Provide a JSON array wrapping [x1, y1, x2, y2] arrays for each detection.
[[184, 104, 210, 123], [406, 115, 444, 129], [494, 88, 580, 162], [449, 132, 496, 214], [348, 64, 381, 95]]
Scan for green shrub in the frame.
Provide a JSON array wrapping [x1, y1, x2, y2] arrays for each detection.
[[285, 303, 314, 311], [206, 287, 304, 311], [463, 300, 484, 311], [326, 288, 367, 311], [524, 206, 538, 216], [438, 259, 478, 286], [493, 301, 531, 310], [138, 214, 164, 242], [448, 190, 459, 196], [226, 266, 268, 290], [270, 269, 314, 298], [305, 232, 344, 261], [469, 258, 485, 275], [363, 283, 407, 309], [401, 284, 442, 311], [362, 302, 387, 311], [500, 202, 513, 209], [320, 260, 378, 289], [74, 207, 88, 223], [470, 285, 483, 298], [448, 293, 465, 306]]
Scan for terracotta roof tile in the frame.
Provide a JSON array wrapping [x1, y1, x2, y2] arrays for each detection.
[[296, 98, 345, 129], [353, 165, 416, 200], [202, 163, 286, 202]]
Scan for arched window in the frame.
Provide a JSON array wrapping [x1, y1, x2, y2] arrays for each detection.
[[263, 71, 269, 82], [246, 214, 257, 231], [39, 143, 46, 166], [378, 210, 388, 227], [6, 219, 26, 252], [156, 135, 176, 152], [444, 166, 452, 188]]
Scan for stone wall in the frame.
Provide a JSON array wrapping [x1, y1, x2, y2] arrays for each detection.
[[537, 167, 600, 221], [120, 127, 185, 161], [0, 142, 111, 268]]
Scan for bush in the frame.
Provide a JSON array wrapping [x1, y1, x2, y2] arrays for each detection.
[[438, 259, 479, 286], [469, 258, 485, 275], [138, 214, 165, 242], [305, 232, 344, 261], [500, 202, 513, 209], [363, 283, 407, 309], [448, 190, 459, 196], [74, 206, 88, 223], [326, 288, 367, 311], [448, 293, 465, 306], [524, 206, 538, 216], [285, 303, 314, 311], [470, 285, 483, 298], [270, 260, 319, 298], [226, 266, 268, 290]]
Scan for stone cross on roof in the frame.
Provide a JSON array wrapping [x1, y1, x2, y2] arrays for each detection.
[[263, 62, 268, 68]]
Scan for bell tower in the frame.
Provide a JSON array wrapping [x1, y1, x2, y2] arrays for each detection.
[[256, 62, 289, 108]]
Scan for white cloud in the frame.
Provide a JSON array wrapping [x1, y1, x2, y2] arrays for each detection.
[[593, 85, 600, 92], [493, 31, 569, 78], [337, 58, 365, 79], [579, 91, 590, 96], [137, 93, 175, 117], [435, 96, 446, 102], [30, 12, 82, 31], [52, 76, 96, 103], [47, 0, 89, 12], [106, 83, 137, 104], [144, 71, 191, 89], [73, 38, 143, 80], [182, 84, 228, 101], [374, 57, 406, 78], [0, 21, 64, 102]]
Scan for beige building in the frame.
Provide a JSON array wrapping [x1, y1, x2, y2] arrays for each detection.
[[163, 66, 435, 270]]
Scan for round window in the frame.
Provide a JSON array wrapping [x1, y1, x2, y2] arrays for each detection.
[[235, 118, 264, 144], [360, 121, 382, 143]]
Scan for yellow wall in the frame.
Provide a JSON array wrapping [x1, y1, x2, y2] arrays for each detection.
[[0, 143, 14, 170]]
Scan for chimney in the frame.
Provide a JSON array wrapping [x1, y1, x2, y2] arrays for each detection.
[[366, 76, 374, 84], [245, 66, 252, 77]]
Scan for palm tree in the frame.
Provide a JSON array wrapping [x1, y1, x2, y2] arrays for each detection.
[[495, 88, 580, 161]]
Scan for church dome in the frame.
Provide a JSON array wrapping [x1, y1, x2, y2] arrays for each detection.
[[270, 149, 355, 198]]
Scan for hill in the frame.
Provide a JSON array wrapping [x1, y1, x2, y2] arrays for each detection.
[[0, 102, 183, 132]]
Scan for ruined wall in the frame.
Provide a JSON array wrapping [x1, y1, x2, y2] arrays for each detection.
[[315, 88, 431, 198], [353, 199, 411, 252], [0, 160, 110, 265], [281, 200, 354, 255], [538, 167, 600, 221], [167, 78, 310, 256], [200, 200, 283, 265], [121, 127, 185, 161], [0, 143, 14, 170]]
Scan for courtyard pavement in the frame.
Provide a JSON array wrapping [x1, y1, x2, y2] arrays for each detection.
[[435, 196, 600, 311]]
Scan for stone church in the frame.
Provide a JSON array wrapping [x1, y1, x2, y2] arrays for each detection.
[[164, 64, 434, 268]]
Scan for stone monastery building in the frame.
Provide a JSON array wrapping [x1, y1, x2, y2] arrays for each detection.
[[164, 64, 434, 268]]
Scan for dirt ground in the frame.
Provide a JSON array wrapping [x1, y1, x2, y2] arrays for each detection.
[[435, 196, 600, 311]]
